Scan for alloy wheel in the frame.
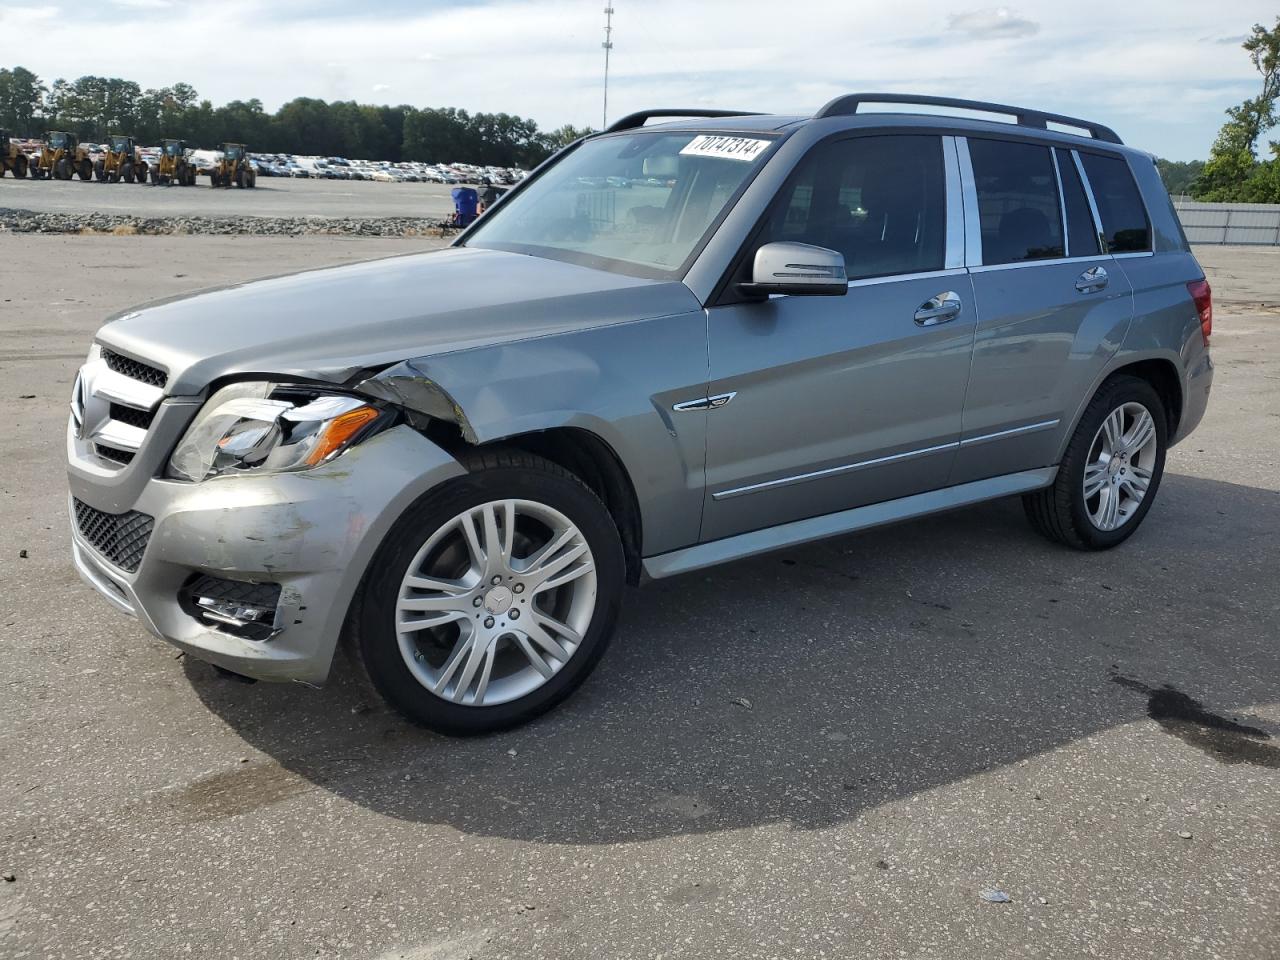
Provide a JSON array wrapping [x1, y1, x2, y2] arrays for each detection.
[[395, 499, 597, 707], [1083, 401, 1159, 531]]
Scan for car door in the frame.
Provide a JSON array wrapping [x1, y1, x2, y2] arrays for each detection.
[[699, 134, 976, 543], [951, 139, 1134, 484]]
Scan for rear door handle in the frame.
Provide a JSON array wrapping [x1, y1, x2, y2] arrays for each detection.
[[914, 291, 962, 326], [1075, 265, 1109, 293]]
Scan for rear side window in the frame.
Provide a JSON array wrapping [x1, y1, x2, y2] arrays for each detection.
[[1079, 153, 1150, 252], [1055, 148, 1102, 257], [968, 139, 1065, 265], [759, 135, 946, 281]]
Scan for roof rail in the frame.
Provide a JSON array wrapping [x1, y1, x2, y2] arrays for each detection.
[[605, 109, 764, 133], [813, 93, 1122, 145]]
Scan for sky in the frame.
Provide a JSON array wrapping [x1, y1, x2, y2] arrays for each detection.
[[1, 0, 1276, 160]]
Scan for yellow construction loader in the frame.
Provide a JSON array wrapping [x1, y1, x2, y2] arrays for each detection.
[[151, 139, 197, 186], [0, 129, 29, 178], [209, 143, 256, 188], [95, 134, 147, 183], [30, 131, 93, 181]]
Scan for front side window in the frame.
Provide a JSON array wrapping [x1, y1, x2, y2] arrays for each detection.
[[969, 139, 1065, 265], [1079, 153, 1150, 252], [755, 135, 946, 281], [465, 130, 776, 279]]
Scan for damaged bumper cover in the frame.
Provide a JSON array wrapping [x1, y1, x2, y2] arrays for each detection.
[[68, 423, 465, 684]]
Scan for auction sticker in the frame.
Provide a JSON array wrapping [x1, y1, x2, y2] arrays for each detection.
[[679, 135, 770, 162]]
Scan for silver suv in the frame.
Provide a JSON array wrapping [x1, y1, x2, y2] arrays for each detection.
[[68, 94, 1214, 734]]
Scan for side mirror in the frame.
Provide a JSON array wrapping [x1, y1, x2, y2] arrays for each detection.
[[738, 241, 848, 299]]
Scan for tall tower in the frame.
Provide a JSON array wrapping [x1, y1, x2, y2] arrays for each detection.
[[602, 5, 615, 129]]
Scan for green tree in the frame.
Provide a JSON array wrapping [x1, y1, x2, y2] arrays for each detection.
[[1155, 158, 1205, 197], [1193, 18, 1280, 201], [0, 66, 46, 134]]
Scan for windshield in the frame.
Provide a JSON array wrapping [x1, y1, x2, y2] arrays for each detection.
[[464, 130, 776, 279], [225, 145, 243, 160], [49, 132, 67, 148], [112, 137, 130, 152], [165, 141, 182, 156]]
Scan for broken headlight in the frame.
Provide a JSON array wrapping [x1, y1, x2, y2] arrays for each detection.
[[167, 382, 383, 482]]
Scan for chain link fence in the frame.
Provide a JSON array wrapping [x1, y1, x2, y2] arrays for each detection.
[[1173, 196, 1280, 246]]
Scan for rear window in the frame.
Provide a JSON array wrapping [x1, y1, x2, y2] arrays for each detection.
[[1079, 153, 1150, 253], [1055, 148, 1102, 257], [968, 139, 1065, 266]]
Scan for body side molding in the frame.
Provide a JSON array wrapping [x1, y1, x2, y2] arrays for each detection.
[[644, 466, 1058, 579]]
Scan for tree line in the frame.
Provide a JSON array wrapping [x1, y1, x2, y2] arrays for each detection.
[[0, 66, 593, 167], [1192, 18, 1280, 202]]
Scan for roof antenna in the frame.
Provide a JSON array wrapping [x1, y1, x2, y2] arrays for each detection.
[[602, 5, 615, 128]]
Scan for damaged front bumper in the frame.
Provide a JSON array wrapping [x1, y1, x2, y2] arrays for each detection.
[[68, 422, 464, 684]]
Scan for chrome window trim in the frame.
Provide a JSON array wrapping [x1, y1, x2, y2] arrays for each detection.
[[1070, 149, 1108, 254], [711, 441, 959, 501], [942, 135, 965, 270], [1049, 147, 1070, 257], [959, 418, 1060, 447], [968, 254, 1110, 275], [847, 266, 968, 289], [1112, 251, 1155, 259], [955, 137, 982, 267]]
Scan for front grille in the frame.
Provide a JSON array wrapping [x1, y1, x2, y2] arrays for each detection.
[[109, 402, 154, 430], [102, 348, 166, 388], [73, 498, 154, 572]]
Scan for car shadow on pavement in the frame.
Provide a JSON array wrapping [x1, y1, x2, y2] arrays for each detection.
[[187, 472, 1280, 842]]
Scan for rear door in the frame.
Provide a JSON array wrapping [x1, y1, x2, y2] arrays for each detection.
[[700, 134, 976, 542], [952, 138, 1133, 484]]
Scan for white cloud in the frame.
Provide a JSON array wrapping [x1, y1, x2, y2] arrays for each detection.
[[3, 0, 1275, 160], [948, 7, 1040, 39]]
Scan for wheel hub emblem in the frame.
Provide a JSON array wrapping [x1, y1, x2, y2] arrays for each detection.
[[482, 585, 513, 615]]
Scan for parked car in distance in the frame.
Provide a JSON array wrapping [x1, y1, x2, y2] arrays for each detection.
[[67, 94, 1212, 735]]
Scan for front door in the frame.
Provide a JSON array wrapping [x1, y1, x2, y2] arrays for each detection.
[[700, 134, 976, 542]]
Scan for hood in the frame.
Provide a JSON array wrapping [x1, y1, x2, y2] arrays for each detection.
[[97, 246, 702, 396]]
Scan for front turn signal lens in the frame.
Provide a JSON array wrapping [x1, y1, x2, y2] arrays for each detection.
[[305, 405, 381, 466]]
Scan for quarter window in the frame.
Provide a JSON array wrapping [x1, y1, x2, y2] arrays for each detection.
[[968, 139, 1065, 266], [1055, 148, 1102, 257], [757, 135, 946, 281], [1079, 153, 1150, 252]]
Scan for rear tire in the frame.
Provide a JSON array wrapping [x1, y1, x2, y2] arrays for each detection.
[[79, 159, 92, 181], [1023, 375, 1167, 550], [55, 158, 69, 180], [351, 449, 625, 735], [16, 155, 27, 178], [94, 159, 107, 181]]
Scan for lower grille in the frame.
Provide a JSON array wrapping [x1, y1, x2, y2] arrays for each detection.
[[73, 498, 154, 572], [181, 575, 283, 642], [95, 445, 136, 466]]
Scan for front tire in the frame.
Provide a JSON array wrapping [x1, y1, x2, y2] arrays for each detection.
[[1023, 375, 1167, 550], [352, 449, 624, 735]]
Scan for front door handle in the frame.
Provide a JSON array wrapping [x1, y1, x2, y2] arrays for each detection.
[[914, 291, 962, 326], [1075, 265, 1109, 293]]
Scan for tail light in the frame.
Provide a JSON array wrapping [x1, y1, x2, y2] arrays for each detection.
[[1187, 279, 1212, 346]]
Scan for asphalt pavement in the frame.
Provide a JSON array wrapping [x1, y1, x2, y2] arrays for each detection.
[[1, 236, 1278, 959]]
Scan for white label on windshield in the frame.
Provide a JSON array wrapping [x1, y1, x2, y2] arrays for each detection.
[[679, 135, 770, 162]]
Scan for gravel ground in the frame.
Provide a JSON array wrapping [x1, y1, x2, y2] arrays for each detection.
[[0, 208, 454, 237], [0, 173, 459, 220], [1, 238, 1278, 960]]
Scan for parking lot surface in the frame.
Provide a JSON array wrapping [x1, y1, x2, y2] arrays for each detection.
[[0, 174, 458, 220], [2, 236, 1278, 959]]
